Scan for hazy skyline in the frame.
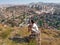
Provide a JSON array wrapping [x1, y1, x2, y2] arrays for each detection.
[[0, 0, 60, 4]]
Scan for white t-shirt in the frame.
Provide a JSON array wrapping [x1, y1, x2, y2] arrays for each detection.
[[32, 23, 40, 33]]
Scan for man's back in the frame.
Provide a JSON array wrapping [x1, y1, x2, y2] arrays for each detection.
[[32, 23, 40, 33]]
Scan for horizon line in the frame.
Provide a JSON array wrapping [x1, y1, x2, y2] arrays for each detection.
[[0, 2, 60, 5]]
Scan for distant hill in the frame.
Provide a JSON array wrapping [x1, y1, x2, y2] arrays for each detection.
[[0, 2, 60, 30], [29, 2, 60, 8]]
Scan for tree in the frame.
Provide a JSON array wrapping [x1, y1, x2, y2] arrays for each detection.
[[37, 20, 43, 27]]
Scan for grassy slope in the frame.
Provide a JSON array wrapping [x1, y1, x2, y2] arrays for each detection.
[[0, 24, 37, 45], [41, 29, 60, 45], [0, 24, 60, 45]]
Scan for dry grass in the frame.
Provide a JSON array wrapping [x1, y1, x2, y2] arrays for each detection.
[[41, 28, 60, 45], [0, 24, 36, 45], [0, 24, 60, 45]]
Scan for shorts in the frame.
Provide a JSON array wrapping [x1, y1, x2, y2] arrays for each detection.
[[29, 31, 40, 45], [29, 31, 40, 39]]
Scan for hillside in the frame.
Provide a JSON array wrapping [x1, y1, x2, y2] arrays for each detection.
[[41, 28, 60, 45], [0, 24, 60, 45], [0, 2, 60, 45], [0, 2, 60, 30]]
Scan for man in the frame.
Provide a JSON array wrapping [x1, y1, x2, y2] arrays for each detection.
[[28, 20, 40, 45]]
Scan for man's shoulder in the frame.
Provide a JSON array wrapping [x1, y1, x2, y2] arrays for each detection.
[[33, 23, 37, 26]]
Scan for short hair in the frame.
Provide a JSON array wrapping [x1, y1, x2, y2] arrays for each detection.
[[31, 20, 35, 24]]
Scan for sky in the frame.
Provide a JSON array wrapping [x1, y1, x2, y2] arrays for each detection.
[[0, 0, 60, 4]]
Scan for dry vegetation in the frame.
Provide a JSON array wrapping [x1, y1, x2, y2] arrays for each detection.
[[41, 28, 60, 45], [0, 24, 60, 45], [0, 24, 37, 45]]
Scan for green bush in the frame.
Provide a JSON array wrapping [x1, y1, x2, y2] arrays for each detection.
[[38, 20, 43, 26]]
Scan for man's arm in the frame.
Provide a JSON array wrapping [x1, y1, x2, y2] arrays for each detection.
[[28, 24, 32, 32]]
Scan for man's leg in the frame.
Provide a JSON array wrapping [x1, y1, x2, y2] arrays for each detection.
[[36, 33, 40, 45]]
